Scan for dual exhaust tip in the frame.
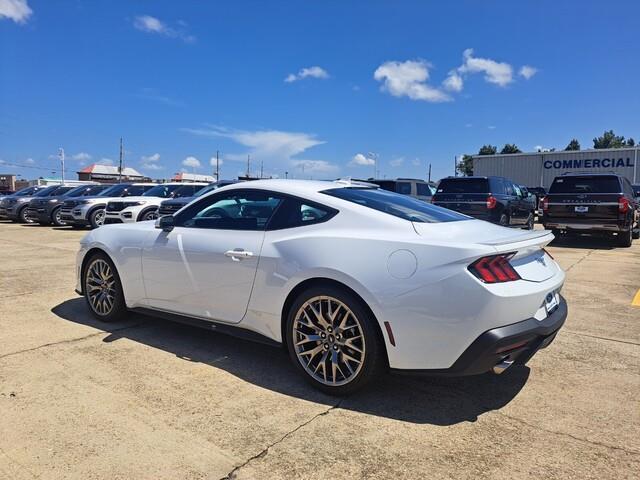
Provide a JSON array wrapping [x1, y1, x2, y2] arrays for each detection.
[[493, 359, 514, 375]]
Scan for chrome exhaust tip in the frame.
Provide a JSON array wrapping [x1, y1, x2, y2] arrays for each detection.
[[493, 359, 514, 375]]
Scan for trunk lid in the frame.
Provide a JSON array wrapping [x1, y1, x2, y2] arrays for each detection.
[[412, 220, 558, 282]]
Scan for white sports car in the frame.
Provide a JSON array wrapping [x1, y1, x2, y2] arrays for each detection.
[[75, 179, 567, 394]]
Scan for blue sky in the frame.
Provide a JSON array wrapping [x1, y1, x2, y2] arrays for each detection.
[[1, 0, 639, 182]]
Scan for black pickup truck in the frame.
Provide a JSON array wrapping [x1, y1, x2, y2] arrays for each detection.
[[541, 173, 640, 247]]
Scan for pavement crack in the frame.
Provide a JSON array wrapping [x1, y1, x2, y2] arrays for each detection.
[[564, 249, 596, 272], [564, 329, 640, 346], [0, 322, 147, 360], [493, 410, 640, 456], [220, 400, 342, 480]]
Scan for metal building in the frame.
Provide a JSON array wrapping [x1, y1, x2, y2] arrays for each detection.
[[472, 147, 639, 188]]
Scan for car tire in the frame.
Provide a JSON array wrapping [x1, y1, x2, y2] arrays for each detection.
[[51, 206, 66, 226], [138, 208, 158, 222], [524, 213, 534, 230], [499, 213, 509, 226], [18, 206, 33, 223], [82, 252, 127, 322], [617, 228, 633, 248], [285, 284, 386, 395], [89, 208, 106, 229]]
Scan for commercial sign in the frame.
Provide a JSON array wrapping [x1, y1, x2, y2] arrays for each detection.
[[543, 157, 634, 169]]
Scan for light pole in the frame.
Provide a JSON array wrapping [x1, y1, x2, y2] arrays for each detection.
[[58, 148, 65, 184], [367, 152, 378, 178]]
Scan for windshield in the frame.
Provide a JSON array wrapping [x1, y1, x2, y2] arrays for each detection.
[[171, 184, 208, 198], [549, 176, 621, 194], [143, 184, 182, 198], [436, 178, 489, 194], [322, 188, 470, 223], [12, 186, 38, 196], [68, 184, 110, 197]]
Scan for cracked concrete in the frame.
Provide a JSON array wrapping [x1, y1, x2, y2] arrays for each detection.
[[0, 221, 639, 479]]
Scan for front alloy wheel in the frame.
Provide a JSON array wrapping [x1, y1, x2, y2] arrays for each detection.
[[83, 254, 126, 321], [286, 286, 385, 395], [142, 210, 158, 221], [52, 207, 66, 226]]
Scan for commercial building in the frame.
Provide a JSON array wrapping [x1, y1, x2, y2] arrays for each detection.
[[171, 172, 216, 182], [472, 147, 639, 188], [77, 164, 149, 183]]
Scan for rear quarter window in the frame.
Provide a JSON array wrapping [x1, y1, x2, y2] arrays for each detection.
[[437, 178, 489, 194]]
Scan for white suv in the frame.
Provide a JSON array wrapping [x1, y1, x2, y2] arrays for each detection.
[[104, 182, 209, 224], [60, 183, 156, 228]]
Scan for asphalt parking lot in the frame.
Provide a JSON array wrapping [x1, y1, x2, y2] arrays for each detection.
[[0, 221, 638, 479]]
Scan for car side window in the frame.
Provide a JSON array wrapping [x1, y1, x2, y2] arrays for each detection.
[[396, 182, 412, 195], [267, 197, 337, 230], [513, 184, 522, 197], [505, 181, 515, 196], [416, 183, 431, 196], [176, 190, 284, 231]]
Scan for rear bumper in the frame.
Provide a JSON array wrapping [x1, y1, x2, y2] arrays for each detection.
[[543, 220, 624, 232], [391, 296, 567, 376]]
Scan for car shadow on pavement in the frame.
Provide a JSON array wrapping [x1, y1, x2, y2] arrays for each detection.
[[549, 234, 616, 250], [52, 297, 530, 426]]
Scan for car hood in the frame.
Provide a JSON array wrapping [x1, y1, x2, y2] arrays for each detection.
[[112, 195, 164, 203]]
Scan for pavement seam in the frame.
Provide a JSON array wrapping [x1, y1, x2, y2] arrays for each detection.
[[220, 400, 343, 480], [564, 329, 640, 346], [0, 322, 148, 360], [563, 248, 596, 272]]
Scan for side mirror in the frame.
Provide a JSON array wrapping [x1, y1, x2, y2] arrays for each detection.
[[155, 215, 175, 232]]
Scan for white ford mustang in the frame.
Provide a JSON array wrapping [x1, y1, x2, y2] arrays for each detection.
[[75, 179, 567, 394]]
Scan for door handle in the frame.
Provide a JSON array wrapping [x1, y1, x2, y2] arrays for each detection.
[[224, 249, 254, 261]]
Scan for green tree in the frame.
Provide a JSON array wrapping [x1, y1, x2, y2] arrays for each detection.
[[593, 130, 627, 149], [500, 144, 522, 154], [456, 154, 474, 176], [565, 139, 580, 151], [627, 138, 635, 147], [478, 144, 497, 155]]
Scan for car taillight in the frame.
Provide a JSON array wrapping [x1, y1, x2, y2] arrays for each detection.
[[541, 196, 549, 211], [486, 195, 497, 209], [468, 253, 521, 283], [619, 196, 630, 213]]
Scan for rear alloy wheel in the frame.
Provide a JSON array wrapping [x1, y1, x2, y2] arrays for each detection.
[[524, 213, 534, 230], [141, 209, 158, 221], [617, 228, 633, 248], [286, 286, 385, 395], [51, 207, 67, 226], [499, 213, 509, 226], [89, 208, 105, 229], [83, 253, 127, 322]]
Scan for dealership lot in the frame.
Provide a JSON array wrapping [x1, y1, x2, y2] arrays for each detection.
[[0, 222, 638, 479]]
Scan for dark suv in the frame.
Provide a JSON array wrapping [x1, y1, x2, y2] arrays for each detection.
[[25, 184, 111, 226], [541, 173, 639, 247], [432, 176, 536, 229]]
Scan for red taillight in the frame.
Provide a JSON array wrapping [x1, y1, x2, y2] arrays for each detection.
[[468, 253, 521, 283], [541, 196, 549, 211], [619, 196, 630, 213], [486, 195, 497, 209]]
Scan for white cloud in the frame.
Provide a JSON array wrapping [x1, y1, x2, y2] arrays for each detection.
[[442, 71, 463, 92], [182, 156, 201, 169], [72, 152, 91, 162], [0, 0, 32, 24], [488, 125, 497, 130], [519, 65, 538, 80], [137, 88, 185, 107], [389, 157, 404, 167], [412, 158, 421, 167], [97, 158, 114, 166], [140, 153, 163, 171], [24, 157, 35, 165], [350, 153, 375, 166], [465, 123, 473, 128], [284, 66, 330, 83], [458, 49, 513, 87], [290, 159, 338, 174], [133, 15, 195, 43], [373, 60, 451, 103], [209, 156, 224, 167]]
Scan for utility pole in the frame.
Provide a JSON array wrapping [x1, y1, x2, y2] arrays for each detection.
[[58, 148, 65, 184], [215, 150, 220, 181], [454, 155, 457, 177], [367, 152, 379, 178], [246, 154, 251, 177], [285, 171, 288, 179], [428, 163, 432, 182], [118, 138, 124, 183], [260, 160, 264, 179]]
